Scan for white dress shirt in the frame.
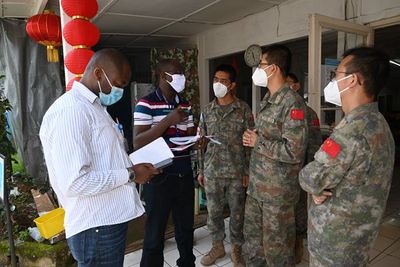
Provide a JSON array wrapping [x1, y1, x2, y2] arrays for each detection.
[[40, 81, 144, 238]]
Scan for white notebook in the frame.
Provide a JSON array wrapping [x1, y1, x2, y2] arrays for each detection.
[[129, 137, 174, 169]]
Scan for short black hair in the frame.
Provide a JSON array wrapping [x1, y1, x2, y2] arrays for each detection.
[[342, 46, 390, 98], [287, 73, 299, 83], [262, 44, 292, 76], [214, 64, 237, 82], [157, 58, 182, 74]]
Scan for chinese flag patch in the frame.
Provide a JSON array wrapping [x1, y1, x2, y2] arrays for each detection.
[[322, 138, 341, 158], [312, 118, 320, 126], [290, 109, 304, 120]]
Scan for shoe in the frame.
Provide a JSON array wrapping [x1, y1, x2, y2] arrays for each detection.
[[231, 244, 245, 267], [200, 240, 225, 266]]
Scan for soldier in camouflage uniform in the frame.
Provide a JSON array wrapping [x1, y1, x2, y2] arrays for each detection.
[[242, 45, 308, 267], [287, 73, 323, 263], [198, 64, 254, 267], [299, 47, 394, 267]]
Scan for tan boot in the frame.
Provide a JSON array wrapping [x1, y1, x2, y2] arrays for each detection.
[[200, 240, 225, 266], [295, 237, 304, 264], [231, 245, 245, 267]]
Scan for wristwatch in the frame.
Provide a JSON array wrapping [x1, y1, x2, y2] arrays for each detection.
[[127, 167, 136, 183]]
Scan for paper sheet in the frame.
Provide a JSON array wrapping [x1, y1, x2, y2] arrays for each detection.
[[129, 137, 174, 169]]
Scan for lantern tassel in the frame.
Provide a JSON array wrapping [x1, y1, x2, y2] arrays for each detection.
[[47, 46, 59, 62], [53, 48, 59, 62]]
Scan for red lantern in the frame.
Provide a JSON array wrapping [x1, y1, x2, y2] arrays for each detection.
[[64, 48, 94, 74], [63, 19, 100, 47], [61, 0, 98, 19], [66, 76, 81, 91], [26, 10, 62, 62]]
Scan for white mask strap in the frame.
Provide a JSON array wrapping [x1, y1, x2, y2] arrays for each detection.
[[101, 68, 113, 88]]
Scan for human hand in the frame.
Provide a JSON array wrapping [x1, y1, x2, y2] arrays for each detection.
[[243, 129, 257, 147], [131, 163, 160, 184], [166, 107, 188, 126], [197, 175, 205, 187], [242, 175, 249, 188], [195, 136, 209, 150], [312, 190, 333, 205]]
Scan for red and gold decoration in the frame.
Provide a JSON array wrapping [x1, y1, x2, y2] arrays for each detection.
[[61, 0, 99, 91], [26, 10, 62, 62]]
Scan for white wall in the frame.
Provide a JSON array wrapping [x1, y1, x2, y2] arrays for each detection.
[[195, 0, 400, 109]]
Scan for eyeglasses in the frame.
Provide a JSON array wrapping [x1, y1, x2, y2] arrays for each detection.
[[329, 69, 353, 81], [258, 62, 269, 68], [213, 77, 231, 86]]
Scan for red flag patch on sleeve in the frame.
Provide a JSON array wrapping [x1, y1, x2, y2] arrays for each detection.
[[290, 109, 304, 120], [322, 138, 341, 158], [312, 118, 320, 126]]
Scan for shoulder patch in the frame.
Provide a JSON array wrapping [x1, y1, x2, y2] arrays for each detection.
[[312, 118, 320, 126], [322, 138, 341, 158], [290, 109, 305, 120]]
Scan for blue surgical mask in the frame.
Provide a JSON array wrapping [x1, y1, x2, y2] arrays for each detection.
[[97, 69, 124, 106]]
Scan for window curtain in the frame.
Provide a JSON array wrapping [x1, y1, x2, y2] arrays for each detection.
[[150, 48, 200, 125]]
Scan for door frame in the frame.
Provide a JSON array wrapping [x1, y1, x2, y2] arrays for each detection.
[[308, 14, 374, 122]]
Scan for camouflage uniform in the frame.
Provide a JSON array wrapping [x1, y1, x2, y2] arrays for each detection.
[[198, 97, 254, 246], [299, 102, 395, 267], [244, 85, 308, 267], [295, 105, 322, 238]]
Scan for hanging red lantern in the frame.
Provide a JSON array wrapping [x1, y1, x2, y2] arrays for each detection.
[[66, 76, 81, 91], [64, 48, 94, 74], [63, 19, 100, 47], [61, 0, 98, 19], [26, 10, 62, 62]]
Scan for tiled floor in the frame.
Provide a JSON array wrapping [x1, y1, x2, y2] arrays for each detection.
[[124, 167, 400, 267], [123, 212, 400, 267]]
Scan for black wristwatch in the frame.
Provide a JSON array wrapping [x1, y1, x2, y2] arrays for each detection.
[[127, 168, 136, 183]]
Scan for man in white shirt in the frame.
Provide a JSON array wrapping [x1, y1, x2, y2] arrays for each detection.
[[40, 48, 158, 267]]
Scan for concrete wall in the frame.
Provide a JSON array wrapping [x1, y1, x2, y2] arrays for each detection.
[[194, 0, 400, 109]]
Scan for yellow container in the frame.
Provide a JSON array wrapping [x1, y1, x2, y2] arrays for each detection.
[[34, 208, 65, 239]]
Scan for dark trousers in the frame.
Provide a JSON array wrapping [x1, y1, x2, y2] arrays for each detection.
[[140, 173, 195, 267], [67, 222, 128, 267]]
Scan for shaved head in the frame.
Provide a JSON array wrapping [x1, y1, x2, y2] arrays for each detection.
[[157, 59, 183, 74], [85, 48, 129, 74], [81, 48, 131, 95]]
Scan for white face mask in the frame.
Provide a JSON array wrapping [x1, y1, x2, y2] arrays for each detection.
[[213, 82, 228, 98], [252, 65, 272, 87], [323, 75, 353, 106], [165, 72, 186, 93]]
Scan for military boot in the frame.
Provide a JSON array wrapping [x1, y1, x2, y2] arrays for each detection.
[[231, 244, 245, 267], [295, 237, 304, 264], [200, 240, 225, 266]]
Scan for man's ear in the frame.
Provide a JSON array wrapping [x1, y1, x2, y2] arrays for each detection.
[[229, 82, 237, 90], [94, 67, 102, 81], [351, 73, 361, 86], [292, 83, 301, 92], [160, 72, 170, 82]]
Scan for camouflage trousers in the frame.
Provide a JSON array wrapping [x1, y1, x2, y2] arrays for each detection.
[[308, 240, 370, 267], [295, 189, 308, 237], [244, 195, 296, 267], [309, 252, 369, 267], [204, 177, 246, 245]]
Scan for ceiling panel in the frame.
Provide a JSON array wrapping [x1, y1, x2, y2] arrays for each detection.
[[124, 36, 194, 49], [108, 0, 216, 19], [98, 35, 136, 47], [95, 13, 168, 34], [188, 0, 286, 24], [1, 0, 48, 18], [157, 21, 214, 36]]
